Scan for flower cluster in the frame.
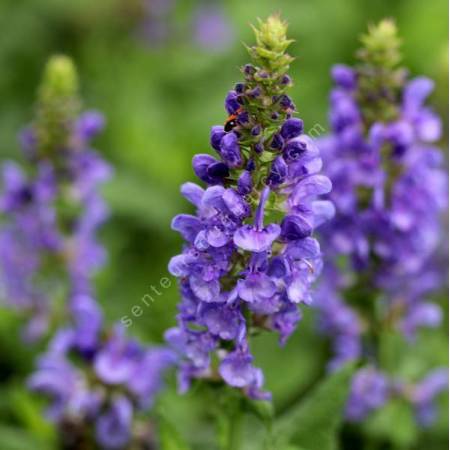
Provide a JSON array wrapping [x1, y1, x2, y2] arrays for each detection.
[[0, 56, 177, 449], [0, 57, 111, 340], [29, 295, 175, 449], [346, 366, 448, 426], [316, 20, 447, 423], [166, 15, 333, 399]]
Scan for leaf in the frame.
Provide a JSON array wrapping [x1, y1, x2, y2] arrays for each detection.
[[0, 426, 50, 450], [243, 397, 274, 427], [274, 364, 355, 450], [8, 386, 56, 441], [158, 411, 191, 450], [363, 398, 418, 448]]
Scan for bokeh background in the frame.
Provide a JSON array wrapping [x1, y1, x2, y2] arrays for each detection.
[[0, 0, 447, 449]]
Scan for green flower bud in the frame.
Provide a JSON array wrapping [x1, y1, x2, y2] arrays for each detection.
[[35, 55, 80, 157], [356, 19, 406, 126], [248, 14, 294, 73]]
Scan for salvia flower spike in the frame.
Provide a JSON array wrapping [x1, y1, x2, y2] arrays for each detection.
[[166, 15, 333, 399], [0, 55, 111, 340], [16, 56, 176, 449], [317, 19, 447, 423]]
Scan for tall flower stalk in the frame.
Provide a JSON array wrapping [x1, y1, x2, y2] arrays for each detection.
[[0, 56, 110, 340], [317, 20, 448, 424], [0, 56, 175, 449], [166, 15, 333, 400]]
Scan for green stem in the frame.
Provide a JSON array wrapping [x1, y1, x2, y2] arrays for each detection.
[[225, 408, 243, 450]]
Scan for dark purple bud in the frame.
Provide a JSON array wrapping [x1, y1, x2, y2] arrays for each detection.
[[225, 91, 240, 114], [220, 132, 243, 168], [280, 118, 304, 140], [210, 125, 226, 152], [193, 154, 228, 184], [270, 133, 284, 150], [235, 83, 245, 93], [256, 70, 269, 79], [193, 154, 216, 181], [267, 256, 290, 278], [281, 74, 292, 85], [271, 112, 280, 120], [247, 87, 261, 98], [266, 156, 287, 187], [279, 94, 296, 111], [280, 215, 312, 241], [238, 170, 253, 195], [331, 64, 357, 90], [254, 143, 264, 154], [208, 161, 230, 180], [244, 64, 256, 75], [251, 125, 261, 136], [237, 111, 250, 125], [246, 159, 256, 171], [283, 138, 307, 162]]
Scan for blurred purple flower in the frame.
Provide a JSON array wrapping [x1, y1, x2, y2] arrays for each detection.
[[193, 5, 233, 51]]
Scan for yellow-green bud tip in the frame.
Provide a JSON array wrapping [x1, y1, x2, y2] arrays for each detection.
[[39, 55, 78, 101], [358, 18, 401, 68], [252, 14, 293, 53]]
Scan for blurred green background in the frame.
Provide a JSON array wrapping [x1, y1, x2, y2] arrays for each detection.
[[0, 0, 447, 449]]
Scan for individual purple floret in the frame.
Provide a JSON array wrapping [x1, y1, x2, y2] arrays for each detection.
[[165, 16, 333, 399], [0, 57, 111, 341], [408, 368, 449, 426], [192, 4, 233, 51], [346, 367, 390, 421], [29, 315, 175, 449]]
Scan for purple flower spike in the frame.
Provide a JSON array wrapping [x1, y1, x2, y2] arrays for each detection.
[[316, 23, 447, 430], [166, 16, 333, 400]]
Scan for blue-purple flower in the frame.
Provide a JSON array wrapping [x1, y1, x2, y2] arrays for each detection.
[[166, 16, 332, 399], [0, 58, 111, 341], [316, 20, 447, 426], [30, 319, 175, 449]]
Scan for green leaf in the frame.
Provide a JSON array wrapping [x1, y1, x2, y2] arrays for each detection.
[[274, 364, 355, 450], [8, 386, 56, 441], [243, 397, 274, 427], [158, 412, 191, 450], [0, 426, 50, 450], [363, 398, 418, 447]]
